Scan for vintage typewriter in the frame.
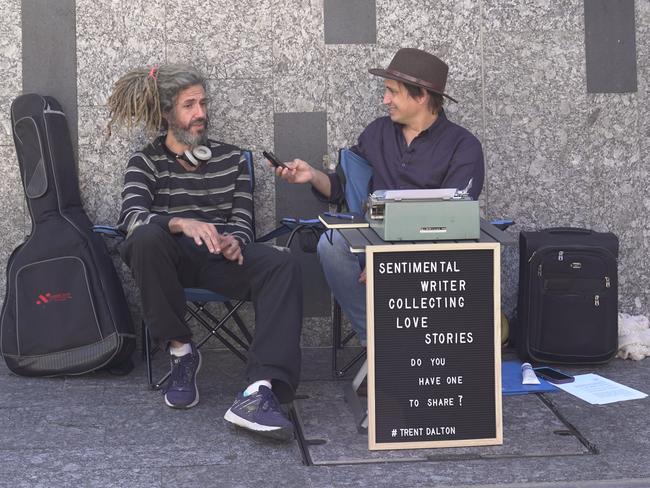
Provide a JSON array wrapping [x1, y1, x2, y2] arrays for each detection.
[[367, 188, 479, 241]]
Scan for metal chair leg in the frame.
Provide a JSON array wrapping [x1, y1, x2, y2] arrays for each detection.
[[335, 349, 366, 378], [223, 301, 253, 344], [332, 301, 342, 378], [332, 300, 365, 378], [153, 370, 171, 390], [188, 301, 250, 358], [143, 320, 171, 390], [146, 299, 253, 389], [140, 319, 147, 360], [144, 321, 153, 387]]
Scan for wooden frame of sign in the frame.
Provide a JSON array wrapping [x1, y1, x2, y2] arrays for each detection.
[[366, 243, 502, 450]]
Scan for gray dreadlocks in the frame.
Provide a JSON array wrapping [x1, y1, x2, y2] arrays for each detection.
[[106, 64, 206, 137]]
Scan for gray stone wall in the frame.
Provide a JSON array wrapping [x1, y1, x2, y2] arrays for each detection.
[[1, 0, 648, 347], [0, 0, 24, 288]]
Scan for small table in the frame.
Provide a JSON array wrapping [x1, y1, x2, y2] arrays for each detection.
[[336, 219, 516, 433], [336, 218, 516, 253]]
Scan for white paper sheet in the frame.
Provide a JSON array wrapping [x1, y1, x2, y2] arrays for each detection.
[[554, 373, 648, 405]]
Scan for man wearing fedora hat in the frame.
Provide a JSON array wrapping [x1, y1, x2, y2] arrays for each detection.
[[273, 48, 484, 345]]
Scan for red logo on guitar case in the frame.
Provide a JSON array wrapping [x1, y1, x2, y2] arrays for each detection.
[[36, 292, 73, 305]]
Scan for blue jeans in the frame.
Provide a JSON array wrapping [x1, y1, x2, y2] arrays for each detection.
[[317, 231, 367, 344]]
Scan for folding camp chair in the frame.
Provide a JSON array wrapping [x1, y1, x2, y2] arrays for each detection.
[[95, 150, 297, 389], [330, 148, 373, 378]]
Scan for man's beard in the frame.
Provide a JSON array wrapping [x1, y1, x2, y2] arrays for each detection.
[[168, 113, 209, 147]]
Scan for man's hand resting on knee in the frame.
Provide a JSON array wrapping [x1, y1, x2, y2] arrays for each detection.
[[219, 233, 244, 265], [168, 218, 244, 265], [169, 217, 223, 255]]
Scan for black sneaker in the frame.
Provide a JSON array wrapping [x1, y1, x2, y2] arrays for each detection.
[[224, 385, 294, 441], [163, 343, 201, 409]]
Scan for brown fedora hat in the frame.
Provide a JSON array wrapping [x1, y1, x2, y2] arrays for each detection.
[[369, 48, 457, 103]]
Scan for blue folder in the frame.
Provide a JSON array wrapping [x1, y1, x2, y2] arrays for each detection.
[[502, 360, 558, 395]]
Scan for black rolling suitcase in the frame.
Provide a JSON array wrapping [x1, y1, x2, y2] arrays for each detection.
[[0, 94, 135, 376], [516, 227, 618, 364]]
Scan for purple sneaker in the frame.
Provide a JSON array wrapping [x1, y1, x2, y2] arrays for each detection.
[[224, 385, 294, 441], [163, 343, 201, 409]]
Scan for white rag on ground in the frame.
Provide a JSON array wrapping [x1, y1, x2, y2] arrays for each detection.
[[617, 313, 650, 360]]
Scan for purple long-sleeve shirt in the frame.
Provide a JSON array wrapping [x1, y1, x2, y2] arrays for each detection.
[[317, 111, 484, 205]]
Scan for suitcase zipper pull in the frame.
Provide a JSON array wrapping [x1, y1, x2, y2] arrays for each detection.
[[538, 264, 542, 277], [594, 294, 600, 306], [605, 276, 610, 288], [558, 251, 564, 261]]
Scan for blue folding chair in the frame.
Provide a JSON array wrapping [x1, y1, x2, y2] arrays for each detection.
[[329, 149, 373, 377], [95, 150, 295, 389], [339, 149, 373, 214]]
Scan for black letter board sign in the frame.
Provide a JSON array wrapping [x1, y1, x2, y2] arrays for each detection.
[[366, 243, 502, 450]]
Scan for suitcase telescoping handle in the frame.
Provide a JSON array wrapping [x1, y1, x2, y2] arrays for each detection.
[[546, 227, 593, 235]]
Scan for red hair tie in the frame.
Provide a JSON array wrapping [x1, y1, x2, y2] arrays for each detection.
[[148, 65, 158, 81]]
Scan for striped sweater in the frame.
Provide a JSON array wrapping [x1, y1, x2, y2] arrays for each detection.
[[117, 136, 254, 246]]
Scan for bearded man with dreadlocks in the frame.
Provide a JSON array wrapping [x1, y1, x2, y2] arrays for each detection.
[[107, 64, 301, 440]]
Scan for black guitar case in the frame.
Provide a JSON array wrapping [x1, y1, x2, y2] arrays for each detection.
[[1, 94, 135, 376]]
